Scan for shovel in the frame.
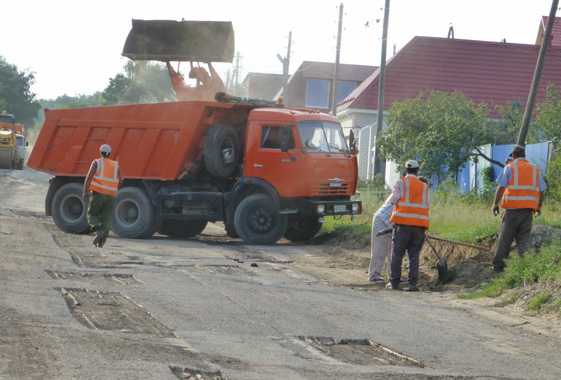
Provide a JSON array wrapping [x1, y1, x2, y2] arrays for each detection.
[[424, 235, 449, 283], [376, 227, 393, 237]]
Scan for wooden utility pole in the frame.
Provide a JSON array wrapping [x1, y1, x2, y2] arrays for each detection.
[[332, 3, 344, 115], [372, 0, 390, 177], [517, 0, 559, 145]]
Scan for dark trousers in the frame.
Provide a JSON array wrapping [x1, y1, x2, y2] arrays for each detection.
[[492, 209, 533, 270], [390, 224, 425, 287], [87, 191, 116, 237]]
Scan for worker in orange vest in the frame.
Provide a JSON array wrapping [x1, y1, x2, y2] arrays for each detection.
[[82, 144, 123, 248], [387, 160, 430, 291], [491, 144, 545, 272]]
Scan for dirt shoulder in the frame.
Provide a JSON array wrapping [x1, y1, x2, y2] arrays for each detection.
[[286, 226, 561, 319]]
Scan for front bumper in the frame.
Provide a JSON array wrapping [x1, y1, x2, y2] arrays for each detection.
[[297, 199, 362, 217]]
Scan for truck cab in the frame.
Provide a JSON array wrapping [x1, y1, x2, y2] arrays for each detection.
[[235, 107, 361, 243], [15, 134, 28, 169]]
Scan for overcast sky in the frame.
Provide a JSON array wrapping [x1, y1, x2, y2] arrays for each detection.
[[3, 0, 556, 99]]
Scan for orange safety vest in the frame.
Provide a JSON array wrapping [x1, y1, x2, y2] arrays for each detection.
[[390, 176, 429, 229], [502, 159, 540, 211], [89, 158, 119, 197]]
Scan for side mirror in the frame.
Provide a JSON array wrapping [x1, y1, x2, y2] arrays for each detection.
[[280, 125, 291, 152], [349, 130, 356, 150]]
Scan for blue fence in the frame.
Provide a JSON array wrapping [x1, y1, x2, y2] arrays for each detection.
[[459, 141, 552, 194], [492, 142, 551, 181]]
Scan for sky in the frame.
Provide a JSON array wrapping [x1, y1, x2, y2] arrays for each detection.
[[2, 0, 557, 100]]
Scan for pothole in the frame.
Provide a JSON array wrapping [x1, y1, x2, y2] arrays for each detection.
[[46, 270, 143, 284], [193, 264, 250, 276], [57, 288, 176, 337], [170, 366, 228, 380], [298, 336, 425, 367]]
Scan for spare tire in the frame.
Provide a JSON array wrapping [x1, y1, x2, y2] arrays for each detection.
[[204, 124, 239, 178]]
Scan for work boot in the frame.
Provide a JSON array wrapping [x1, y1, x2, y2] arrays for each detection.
[[93, 230, 104, 247], [385, 282, 400, 290], [408, 285, 420, 292], [98, 235, 107, 248]]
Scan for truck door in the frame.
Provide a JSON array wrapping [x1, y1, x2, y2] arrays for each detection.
[[244, 123, 300, 197]]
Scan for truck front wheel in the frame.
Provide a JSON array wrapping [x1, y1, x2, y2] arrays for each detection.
[[158, 220, 208, 238], [283, 216, 323, 242], [234, 194, 287, 245], [51, 183, 90, 234], [111, 187, 157, 239]]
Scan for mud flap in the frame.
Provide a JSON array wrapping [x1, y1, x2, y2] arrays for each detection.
[[122, 19, 235, 62]]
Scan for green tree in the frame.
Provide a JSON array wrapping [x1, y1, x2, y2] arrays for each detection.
[[378, 90, 497, 182], [0, 56, 41, 127], [535, 83, 561, 144], [100, 61, 174, 105], [493, 101, 522, 144]]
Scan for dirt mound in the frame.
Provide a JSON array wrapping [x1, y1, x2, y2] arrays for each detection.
[[313, 223, 560, 295]]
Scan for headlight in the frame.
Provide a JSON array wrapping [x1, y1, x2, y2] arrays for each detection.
[[352, 203, 360, 213], [316, 204, 325, 214]]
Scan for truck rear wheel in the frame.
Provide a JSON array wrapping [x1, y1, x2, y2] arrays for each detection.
[[204, 124, 239, 178], [111, 186, 157, 239], [158, 220, 208, 238], [51, 183, 90, 234], [234, 194, 287, 245], [283, 216, 323, 242]]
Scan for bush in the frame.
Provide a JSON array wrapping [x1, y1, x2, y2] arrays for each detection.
[[544, 152, 561, 201]]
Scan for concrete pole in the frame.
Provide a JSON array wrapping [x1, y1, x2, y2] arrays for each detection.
[[332, 3, 344, 115], [372, 0, 390, 177], [517, 0, 559, 145], [277, 31, 292, 99]]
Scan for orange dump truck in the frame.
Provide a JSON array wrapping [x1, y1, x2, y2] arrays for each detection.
[[27, 95, 361, 244]]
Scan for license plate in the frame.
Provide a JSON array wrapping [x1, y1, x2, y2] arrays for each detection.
[[334, 205, 347, 213], [330, 182, 342, 188]]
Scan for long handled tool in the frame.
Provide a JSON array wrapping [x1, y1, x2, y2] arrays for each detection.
[[424, 235, 449, 283]]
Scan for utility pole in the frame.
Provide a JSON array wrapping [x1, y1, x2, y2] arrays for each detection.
[[331, 3, 344, 115], [372, 0, 390, 177], [277, 31, 292, 99], [232, 51, 243, 96], [518, 0, 559, 145]]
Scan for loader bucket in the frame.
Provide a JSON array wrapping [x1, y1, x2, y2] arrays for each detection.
[[122, 19, 235, 63]]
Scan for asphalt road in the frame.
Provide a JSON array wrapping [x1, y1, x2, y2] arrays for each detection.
[[1, 168, 561, 380]]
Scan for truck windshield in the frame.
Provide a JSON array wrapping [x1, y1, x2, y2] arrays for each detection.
[[298, 121, 348, 154]]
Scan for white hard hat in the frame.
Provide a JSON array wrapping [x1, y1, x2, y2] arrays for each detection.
[[100, 144, 111, 154], [405, 159, 419, 169]]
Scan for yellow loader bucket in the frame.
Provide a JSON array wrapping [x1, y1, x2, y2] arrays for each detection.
[[122, 19, 235, 63]]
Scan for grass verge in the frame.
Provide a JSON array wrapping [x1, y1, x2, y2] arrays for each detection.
[[458, 240, 561, 315]]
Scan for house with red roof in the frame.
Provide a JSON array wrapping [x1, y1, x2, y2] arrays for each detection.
[[536, 16, 561, 46], [338, 30, 561, 181]]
